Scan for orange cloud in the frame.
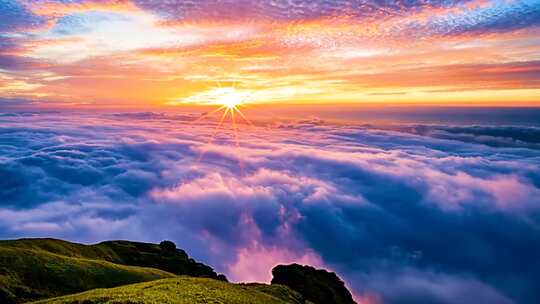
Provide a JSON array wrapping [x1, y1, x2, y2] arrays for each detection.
[[20, 0, 138, 17], [1, 1, 539, 107]]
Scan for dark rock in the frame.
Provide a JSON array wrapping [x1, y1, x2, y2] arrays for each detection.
[[99, 240, 220, 280], [217, 274, 229, 282], [271, 264, 356, 304], [159, 240, 177, 253]]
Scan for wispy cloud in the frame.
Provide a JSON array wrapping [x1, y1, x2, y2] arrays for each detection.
[[0, 0, 539, 106]]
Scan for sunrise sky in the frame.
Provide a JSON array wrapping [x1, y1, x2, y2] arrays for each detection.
[[1, 0, 539, 108], [3, 2, 540, 304]]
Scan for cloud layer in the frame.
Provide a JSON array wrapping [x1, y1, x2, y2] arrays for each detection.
[[1, 111, 539, 303], [1, 0, 539, 106]]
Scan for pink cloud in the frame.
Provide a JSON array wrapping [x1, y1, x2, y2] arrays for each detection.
[[227, 241, 324, 283]]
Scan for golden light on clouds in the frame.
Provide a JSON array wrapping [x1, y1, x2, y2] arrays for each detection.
[[1, 0, 539, 108]]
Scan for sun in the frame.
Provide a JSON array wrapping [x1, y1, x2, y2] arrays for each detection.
[[217, 93, 243, 109], [192, 86, 254, 141], [191, 86, 255, 167], [212, 87, 247, 109]]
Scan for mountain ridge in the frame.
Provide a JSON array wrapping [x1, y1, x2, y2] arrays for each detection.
[[0, 238, 221, 303], [0, 238, 356, 304]]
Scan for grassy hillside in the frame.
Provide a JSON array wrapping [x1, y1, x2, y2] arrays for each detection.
[[0, 238, 222, 303], [0, 246, 175, 303], [0, 239, 351, 304], [0, 238, 118, 260], [0, 238, 219, 279], [32, 277, 305, 304]]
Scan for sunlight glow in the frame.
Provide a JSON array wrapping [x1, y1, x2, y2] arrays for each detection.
[[176, 87, 256, 107], [214, 88, 246, 109], [191, 86, 255, 166]]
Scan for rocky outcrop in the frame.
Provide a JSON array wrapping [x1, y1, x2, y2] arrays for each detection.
[[271, 264, 356, 304]]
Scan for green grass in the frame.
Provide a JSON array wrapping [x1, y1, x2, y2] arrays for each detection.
[[0, 239, 308, 304], [0, 238, 118, 260], [243, 283, 306, 304], [0, 238, 225, 302], [0, 245, 175, 303], [32, 277, 305, 304], [0, 238, 218, 279]]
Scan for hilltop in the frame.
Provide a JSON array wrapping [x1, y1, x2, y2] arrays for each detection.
[[0, 238, 356, 304], [0, 238, 221, 279], [0, 238, 222, 303]]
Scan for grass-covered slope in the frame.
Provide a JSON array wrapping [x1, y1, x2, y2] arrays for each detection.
[[0, 246, 175, 303], [32, 277, 305, 304], [0, 239, 347, 304], [0, 238, 222, 303], [0, 238, 219, 279]]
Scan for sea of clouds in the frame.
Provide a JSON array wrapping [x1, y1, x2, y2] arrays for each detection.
[[1, 111, 539, 304]]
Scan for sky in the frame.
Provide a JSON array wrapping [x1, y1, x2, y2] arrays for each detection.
[[0, 0, 539, 107]]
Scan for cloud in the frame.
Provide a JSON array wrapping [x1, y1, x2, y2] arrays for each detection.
[[0, 111, 540, 303], [227, 242, 323, 283], [20, 0, 538, 40], [131, 0, 475, 21], [129, 0, 540, 39], [354, 268, 515, 304], [341, 60, 540, 91], [429, 0, 540, 36], [0, 0, 45, 33], [391, 124, 540, 149], [1, 1, 539, 107]]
